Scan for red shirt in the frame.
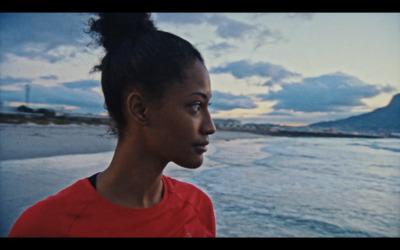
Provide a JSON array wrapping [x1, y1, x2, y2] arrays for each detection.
[[8, 175, 216, 237]]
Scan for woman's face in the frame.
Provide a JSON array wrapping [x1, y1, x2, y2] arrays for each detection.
[[144, 59, 216, 169]]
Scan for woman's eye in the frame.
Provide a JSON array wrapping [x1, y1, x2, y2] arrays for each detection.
[[193, 103, 202, 111], [188, 101, 211, 113], [189, 102, 202, 112]]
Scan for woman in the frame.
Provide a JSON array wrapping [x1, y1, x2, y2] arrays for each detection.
[[8, 13, 216, 237]]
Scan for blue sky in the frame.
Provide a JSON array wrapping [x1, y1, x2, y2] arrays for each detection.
[[0, 13, 399, 125]]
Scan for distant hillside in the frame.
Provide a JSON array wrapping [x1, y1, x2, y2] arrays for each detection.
[[310, 93, 400, 135]]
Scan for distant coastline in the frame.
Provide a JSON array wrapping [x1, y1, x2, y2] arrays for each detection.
[[0, 112, 395, 139], [0, 110, 110, 126], [214, 120, 399, 139], [217, 127, 385, 139], [1, 102, 399, 139]]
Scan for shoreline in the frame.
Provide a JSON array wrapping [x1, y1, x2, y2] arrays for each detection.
[[0, 123, 263, 161], [217, 128, 387, 139], [0, 123, 117, 161], [1, 122, 395, 162]]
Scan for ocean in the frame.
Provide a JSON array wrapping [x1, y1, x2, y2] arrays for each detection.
[[191, 135, 400, 237], [1, 131, 399, 237]]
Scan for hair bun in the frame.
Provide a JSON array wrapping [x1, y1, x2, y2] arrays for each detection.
[[89, 13, 157, 51]]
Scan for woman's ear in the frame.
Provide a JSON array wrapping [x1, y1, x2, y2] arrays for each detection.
[[126, 91, 149, 125]]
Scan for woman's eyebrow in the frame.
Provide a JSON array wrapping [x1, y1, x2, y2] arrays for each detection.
[[188, 92, 211, 99]]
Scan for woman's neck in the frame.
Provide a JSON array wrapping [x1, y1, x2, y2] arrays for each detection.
[[95, 133, 168, 208]]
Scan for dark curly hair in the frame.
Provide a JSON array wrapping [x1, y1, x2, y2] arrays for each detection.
[[88, 13, 204, 138]]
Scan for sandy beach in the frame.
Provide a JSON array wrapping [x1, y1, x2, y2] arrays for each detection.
[[0, 123, 117, 161], [0, 123, 261, 161], [0, 123, 261, 236]]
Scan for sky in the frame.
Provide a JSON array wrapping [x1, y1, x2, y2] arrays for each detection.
[[0, 13, 399, 125]]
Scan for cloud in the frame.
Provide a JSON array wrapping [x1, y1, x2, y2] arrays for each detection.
[[0, 13, 91, 63], [210, 60, 301, 84], [259, 72, 386, 112], [207, 14, 285, 43], [63, 80, 100, 90], [207, 42, 237, 52], [205, 42, 237, 58], [154, 13, 209, 25], [266, 111, 295, 117], [0, 78, 104, 114], [156, 13, 253, 39], [0, 76, 32, 86], [207, 14, 255, 39], [39, 75, 58, 81], [287, 13, 315, 21], [210, 91, 257, 112], [2, 79, 258, 115], [155, 13, 284, 43]]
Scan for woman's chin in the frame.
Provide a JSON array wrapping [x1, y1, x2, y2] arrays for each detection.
[[173, 155, 204, 170]]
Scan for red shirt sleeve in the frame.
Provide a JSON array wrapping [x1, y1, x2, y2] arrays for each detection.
[[165, 176, 216, 237], [8, 180, 89, 237]]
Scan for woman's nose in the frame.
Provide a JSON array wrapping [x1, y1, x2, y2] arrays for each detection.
[[201, 110, 216, 135]]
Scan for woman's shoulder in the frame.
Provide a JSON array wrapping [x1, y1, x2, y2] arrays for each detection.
[[163, 175, 213, 208], [8, 178, 94, 237], [163, 175, 216, 237]]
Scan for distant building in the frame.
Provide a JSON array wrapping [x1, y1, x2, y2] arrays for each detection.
[[213, 119, 241, 129]]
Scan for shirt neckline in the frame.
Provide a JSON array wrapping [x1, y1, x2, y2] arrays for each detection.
[[83, 175, 170, 215]]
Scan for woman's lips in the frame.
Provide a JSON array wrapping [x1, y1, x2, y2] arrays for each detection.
[[193, 142, 209, 154]]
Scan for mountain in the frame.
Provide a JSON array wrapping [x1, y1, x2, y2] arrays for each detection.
[[309, 93, 400, 135]]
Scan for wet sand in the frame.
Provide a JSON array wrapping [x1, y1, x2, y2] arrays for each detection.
[[0, 123, 261, 161]]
